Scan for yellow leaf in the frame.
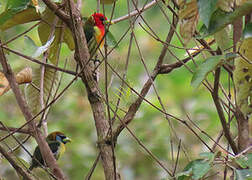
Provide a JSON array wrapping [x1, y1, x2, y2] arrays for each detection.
[[234, 37, 252, 118], [178, 0, 199, 45], [179, 13, 199, 45]]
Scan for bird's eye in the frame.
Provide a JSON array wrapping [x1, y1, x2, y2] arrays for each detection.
[[100, 17, 105, 21], [60, 135, 66, 139]]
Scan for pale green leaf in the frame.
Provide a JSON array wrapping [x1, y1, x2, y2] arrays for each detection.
[[25, 67, 60, 119], [198, 2, 252, 38], [197, 0, 218, 28]]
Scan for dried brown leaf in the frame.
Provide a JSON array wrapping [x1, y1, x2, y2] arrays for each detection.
[[178, 0, 199, 45], [0, 67, 32, 96]]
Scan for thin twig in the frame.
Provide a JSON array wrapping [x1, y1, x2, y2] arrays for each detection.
[[111, 0, 160, 24], [211, 67, 238, 154]]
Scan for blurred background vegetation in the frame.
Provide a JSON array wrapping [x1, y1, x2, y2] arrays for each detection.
[[0, 0, 234, 179]]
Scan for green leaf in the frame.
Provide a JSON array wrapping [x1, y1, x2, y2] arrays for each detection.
[[177, 159, 211, 180], [106, 31, 118, 48], [25, 67, 60, 120], [199, 152, 215, 162], [197, 0, 218, 28], [177, 168, 192, 180], [235, 153, 252, 169], [198, 2, 252, 38], [235, 169, 252, 180], [191, 55, 224, 88], [0, 0, 40, 31], [192, 161, 211, 180], [243, 23, 252, 39]]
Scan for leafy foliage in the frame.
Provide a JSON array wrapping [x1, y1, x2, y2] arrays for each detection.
[[191, 53, 237, 88], [198, 1, 252, 37], [0, 0, 40, 30]]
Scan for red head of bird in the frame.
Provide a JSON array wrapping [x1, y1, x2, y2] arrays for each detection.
[[91, 13, 108, 47]]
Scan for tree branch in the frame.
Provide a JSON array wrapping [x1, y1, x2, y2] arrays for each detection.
[[42, 0, 118, 178], [0, 144, 34, 180], [0, 40, 66, 179], [0, 125, 31, 134], [211, 67, 238, 154], [41, 0, 70, 24], [112, 13, 178, 141], [111, 0, 160, 24]]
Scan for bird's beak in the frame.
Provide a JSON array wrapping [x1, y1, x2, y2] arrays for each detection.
[[105, 19, 114, 25], [64, 137, 72, 143]]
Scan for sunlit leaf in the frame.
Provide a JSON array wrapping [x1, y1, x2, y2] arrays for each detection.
[[0, 0, 40, 31], [197, 0, 218, 28], [0, 7, 40, 31], [198, 1, 252, 37], [25, 67, 60, 119]]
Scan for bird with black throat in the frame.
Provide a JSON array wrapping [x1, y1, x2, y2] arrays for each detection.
[[29, 131, 71, 171]]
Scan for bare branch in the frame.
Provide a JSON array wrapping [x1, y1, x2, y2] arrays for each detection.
[[0, 144, 34, 180], [111, 0, 160, 24], [211, 67, 238, 154], [0, 40, 66, 179]]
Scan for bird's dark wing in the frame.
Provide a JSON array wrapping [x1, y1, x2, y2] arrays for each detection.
[[29, 146, 44, 170], [29, 141, 61, 170], [84, 25, 94, 44], [48, 141, 61, 159]]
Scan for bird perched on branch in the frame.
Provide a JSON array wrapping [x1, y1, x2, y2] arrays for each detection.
[[84, 12, 109, 58], [29, 131, 71, 170]]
